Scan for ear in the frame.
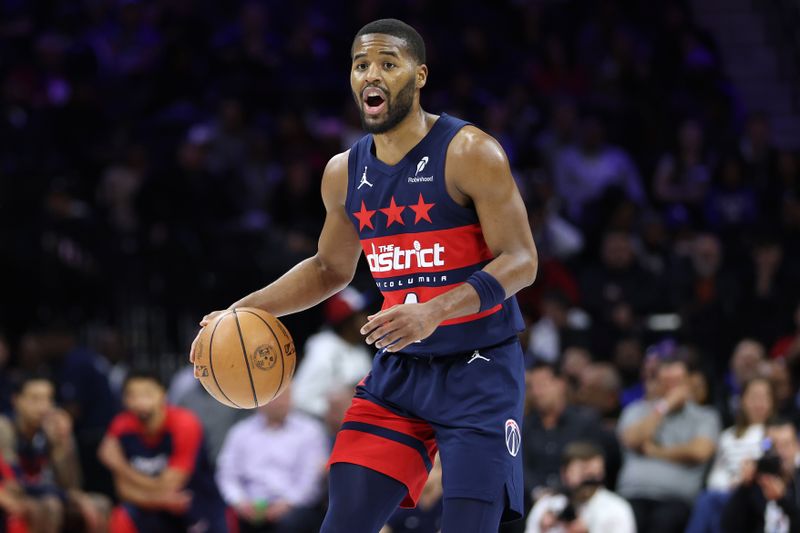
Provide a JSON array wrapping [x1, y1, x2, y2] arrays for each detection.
[[416, 64, 428, 89]]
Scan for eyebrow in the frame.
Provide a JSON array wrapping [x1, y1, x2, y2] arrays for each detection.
[[353, 50, 400, 61]]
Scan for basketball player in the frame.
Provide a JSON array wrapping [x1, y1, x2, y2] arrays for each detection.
[[97, 370, 228, 533], [191, 18, 538, 532]]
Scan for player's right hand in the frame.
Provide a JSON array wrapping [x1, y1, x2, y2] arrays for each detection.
[[189, 310, 225, 364]]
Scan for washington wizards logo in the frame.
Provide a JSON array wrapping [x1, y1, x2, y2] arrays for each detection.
[[251, 345, 277, 371], [505, 419, 521, 457]]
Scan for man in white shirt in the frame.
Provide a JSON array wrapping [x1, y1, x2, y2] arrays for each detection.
[[292, 288, 372, 419], [216, 386, 329, 533], [525, 441, 635, 533]]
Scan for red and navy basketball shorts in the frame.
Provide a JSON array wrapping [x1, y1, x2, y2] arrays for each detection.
[[328, 337, 525, 521]]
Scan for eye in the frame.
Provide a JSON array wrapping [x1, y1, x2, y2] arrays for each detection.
[[355, 62, 367, 71], [384, 62, 396, 70]]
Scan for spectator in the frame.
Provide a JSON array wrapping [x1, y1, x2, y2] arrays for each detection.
[[292, 288, 372, 419], [98, 369, 227, 533], [522, 362, 618, 500], [0, 374, 109, 533], [216, 385, 328, 533], [718, 339, 767, 425], [617, 356, 721, 533], [770, 301, 800, 360], [580, 231, 658, 356], [0, 335, 11, 416], [0, 452, 33, 533], [553, 116, 645, 225], [527, 291, 589, 364], [576, 363, 623, 428], [525, 441, 635, 533], [381, 454, 443, 533], [686, 377, 774, 533], [721, 418, 800, 532], [653, 119, 712, 222]]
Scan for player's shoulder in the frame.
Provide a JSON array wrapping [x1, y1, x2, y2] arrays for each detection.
[[324, 149, 351, 177], [165, 405, 202, 432], [447, 124, 509, 169]]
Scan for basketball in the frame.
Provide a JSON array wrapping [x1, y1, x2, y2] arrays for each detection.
[[192, 308, 296, 409]]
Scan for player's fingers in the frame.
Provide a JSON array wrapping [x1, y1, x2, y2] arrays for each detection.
[[385, 335, 412, 352], [374, 328, 404, 349], [365, 321, 400, 345], [360, 308, 395, 335]]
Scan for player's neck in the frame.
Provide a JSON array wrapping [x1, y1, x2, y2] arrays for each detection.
[[371, 107, 435, 166]]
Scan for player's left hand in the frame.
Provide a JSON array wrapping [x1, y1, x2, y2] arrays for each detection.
[[361, 302, 441, 352]]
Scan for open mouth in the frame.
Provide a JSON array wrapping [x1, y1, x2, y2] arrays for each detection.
[[362, 87, 387, 116]]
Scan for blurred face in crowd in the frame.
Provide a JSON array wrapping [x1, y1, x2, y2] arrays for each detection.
[[528, 367, 566, 415], [577, 363, 621, 417], [124, 378, 166, 427], [601, 232, 634, 270], [766, 423, 800, 475], [262, 385, 292, 426], [741, 378, 773, 426], [678, 119, 703, 153], [351, 33, 425, 134], [562, 454, 604, 490], [657, 361, 689, 401], [14, 380, 55, 429], [768, 360, 793, 409], [731, 339, 766, 385], [580, 117, 605, 152], [691, 234, 721, 278]]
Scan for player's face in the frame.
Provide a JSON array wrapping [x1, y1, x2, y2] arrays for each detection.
[[351, 34, 425, 134], [14, 380, 55, 428], [124, 379, 166, 424]]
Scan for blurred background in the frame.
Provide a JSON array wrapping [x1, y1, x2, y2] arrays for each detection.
[[1, 0, 800, 532]]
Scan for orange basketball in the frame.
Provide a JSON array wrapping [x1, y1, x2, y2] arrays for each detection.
[[193, 307, 296, 409]]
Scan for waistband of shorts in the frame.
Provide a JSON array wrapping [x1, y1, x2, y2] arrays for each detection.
[[390, 335, 520, 363]]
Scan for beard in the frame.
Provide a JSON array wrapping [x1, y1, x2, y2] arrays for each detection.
[[357, 77, 416, 134]]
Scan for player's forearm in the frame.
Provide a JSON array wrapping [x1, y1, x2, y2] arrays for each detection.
[[229, 255, 352, 316], [51, 444, 82, 490], [115, 478, 166, 509], [428, 250, 537, 323]]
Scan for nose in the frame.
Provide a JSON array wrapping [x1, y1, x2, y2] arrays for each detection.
[[365, 62, 383, 84]]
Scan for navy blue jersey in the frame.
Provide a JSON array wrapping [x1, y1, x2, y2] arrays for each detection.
[[107, 406, 225, 528], [345, 113, 524, 356]]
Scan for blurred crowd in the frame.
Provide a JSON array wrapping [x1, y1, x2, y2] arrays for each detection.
[[1, 0, 800, 532]]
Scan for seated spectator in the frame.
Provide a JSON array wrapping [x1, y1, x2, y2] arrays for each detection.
[[216, 385, 328, 533], [553, 116, 645, 225], [525, 441, 635, 533], [617, 356, 720, 533], [380, 454, 443, 533], [292, 288, 372, 419], [0, 452, 32, 533], [721, 418, 800, 532], [770, 301, 800, 360], [168, 367, 248, 466], [98, 369, 227, 533], [0, 374, 109, 533], [718, 339, 767, 425], [576, 363, 622, 428], [686, 377, 774, 533], [523, 362, 618, 500]]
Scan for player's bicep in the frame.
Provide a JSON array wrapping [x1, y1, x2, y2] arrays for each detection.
[[316, 152, 362, 282], [450, 131, 536, 258]]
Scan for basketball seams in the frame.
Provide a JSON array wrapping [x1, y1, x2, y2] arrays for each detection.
[[236, 309, 290, 401], [232, 310, 260, 408], [208, 311, 241, 408]]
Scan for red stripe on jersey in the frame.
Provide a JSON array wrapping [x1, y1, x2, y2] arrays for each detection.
[[341, 398, 436, 443], [381, 285, 502, 325], [361, 224, 494, 279]]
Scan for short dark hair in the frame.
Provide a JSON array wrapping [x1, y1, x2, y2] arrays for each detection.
[[766, 416, 796, 432], [561, 441, 603, 467], [352, 18, 426, 64], [12, 372, 55, 395], [527, 359, 561, 377], [123, 368, 165, 392]]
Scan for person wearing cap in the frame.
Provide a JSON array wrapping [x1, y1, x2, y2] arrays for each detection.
[[292, 288, 372, 420]]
